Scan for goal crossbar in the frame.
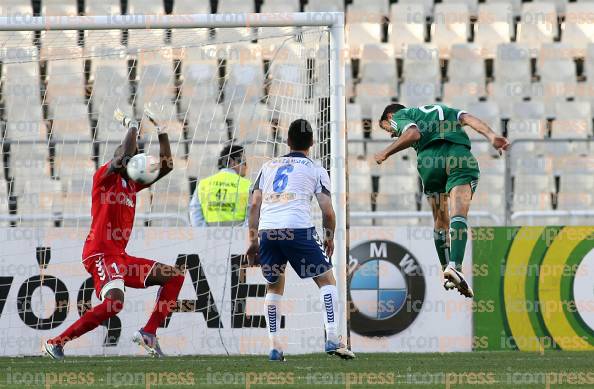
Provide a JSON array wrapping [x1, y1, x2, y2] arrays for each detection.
[[0, 13, 344, 31]]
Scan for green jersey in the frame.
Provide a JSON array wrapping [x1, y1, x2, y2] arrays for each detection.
[[389, 103, 471, 152]]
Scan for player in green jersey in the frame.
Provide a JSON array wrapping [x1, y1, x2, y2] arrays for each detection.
[[374, 103, 509, 298]]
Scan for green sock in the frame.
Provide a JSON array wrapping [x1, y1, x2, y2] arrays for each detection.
[[449, 216, 468, 271], [433, 229, 449, 270]]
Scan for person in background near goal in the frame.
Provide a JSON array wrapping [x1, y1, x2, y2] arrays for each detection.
[[375, 103, 510, 298], [44, 108, 185, 360], [188, 145, 251, 226], [246, 119, 355, 361]]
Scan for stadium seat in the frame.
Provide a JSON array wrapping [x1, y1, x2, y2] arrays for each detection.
[[484, 0, 521, 17], [444, 44, 486, 102], [388, 3, 426, 57], [44, 48, 87, 106], [493, 43, 532, 86], [49, 103, 92, 142], [57, 191, 92, 227], [359, 44, 397, 84], [89, 54, 131, 122], [85, 0, 121, 15], [185, 104, 228, 143], [16, 178, 62, 227], [442, 0, 478, 16], [304, 0, 344, 12], [512, 157, 554, 196], [151, 159, 190, 197], [403, 44, 440, 85], [346, 22, 383, 57], [562, 3, 594, 55], [507, 101, 547, 155], [367, 142, 417, 177], [466, 101, 502, 135], [41, 1, 77, 17], [490, 43, 532, 117], [6, 142, 50, 181], [126, 2, 165, 52], [539, 0, 568, 15], [348, 142, 365, 158], [399, 81, 439, 108], [178, 49, 220, 111], [550, 101, 592, 155], [533, 44, 577, 111], [231, 104, 272, 143], [398, 0, 434, 15], [217, 0, 255, 13], [134, 48, 176, 117], [467, 189, 506, 224], [582, 44, 594, 87], [356, 83, 397, 118], [517, 2, 557, 52], [348, 173, 372, 213], [376, 175, 418, 215], [226, 62, 265, 107], [476, 154, 505, 176], [261, 0, 300, 13], [515, 173, 555, 194], [135, 188, 152, 218], [555, 192, 593, 225], [350, 0, 389, 16], [448, 44, 486, 85], [346, 104, 364, 141], [173, 0, 211, 14], [560, 174, 594, 195], [431, 3, 471, 58], [188, 143, 227, 179], [474, 3, 513, 58], [553, 155, 594, 176]]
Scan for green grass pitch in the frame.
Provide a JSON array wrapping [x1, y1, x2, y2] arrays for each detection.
[[2, 352, 594, 388]]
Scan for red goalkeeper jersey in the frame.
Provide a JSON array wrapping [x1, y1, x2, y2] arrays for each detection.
[[82, 162, 147, 258]]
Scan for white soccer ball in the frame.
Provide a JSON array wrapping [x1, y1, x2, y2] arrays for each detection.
[[126, 153, 160, 184]]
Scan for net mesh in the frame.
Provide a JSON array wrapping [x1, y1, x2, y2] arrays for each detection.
[[0, 24, 335, 355]]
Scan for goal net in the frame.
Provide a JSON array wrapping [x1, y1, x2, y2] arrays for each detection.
[[0, 14, 346, 356]]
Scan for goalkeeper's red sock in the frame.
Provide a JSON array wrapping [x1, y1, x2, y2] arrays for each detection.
[[48, 297, 123, 346], [143, 275, 184, 335]]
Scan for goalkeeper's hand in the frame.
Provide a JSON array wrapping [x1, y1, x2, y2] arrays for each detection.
[[144, 104, 166, 135], [114, 108, 137, 130]]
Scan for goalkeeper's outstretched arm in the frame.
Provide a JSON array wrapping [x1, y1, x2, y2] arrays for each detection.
[[145, 108, 173, 184], [459, 113, 510, 155], [109, 110, 139, 174]]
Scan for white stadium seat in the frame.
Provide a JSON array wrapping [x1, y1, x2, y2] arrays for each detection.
[[389, 3, 426, 57], [562, 3, 594, 55], [517, 2, 557, 52], [346, 22, 383, 56], [475, 3, 513, 58], [431, 3, 471, 58]]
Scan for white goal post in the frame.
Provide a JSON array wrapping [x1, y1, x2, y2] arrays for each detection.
[[0, 12, 348, 354]]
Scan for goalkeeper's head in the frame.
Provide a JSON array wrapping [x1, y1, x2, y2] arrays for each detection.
[[379, 103, 406, 135], [218, 144, 247, 177], [288, 119, 314, 153]]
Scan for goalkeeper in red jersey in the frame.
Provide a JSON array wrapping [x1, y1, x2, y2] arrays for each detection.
[[44, 108, 184, 360], [375, 103, 509, 298]]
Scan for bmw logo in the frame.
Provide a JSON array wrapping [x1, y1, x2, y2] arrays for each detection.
[[348, 240, 425, 337]]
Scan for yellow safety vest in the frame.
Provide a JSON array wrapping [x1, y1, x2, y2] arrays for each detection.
[[197, 170, 251, 224]]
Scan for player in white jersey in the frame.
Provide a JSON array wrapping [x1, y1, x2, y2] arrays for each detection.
[[246, 119, 355, 361]]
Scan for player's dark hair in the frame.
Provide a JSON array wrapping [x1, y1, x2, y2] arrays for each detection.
[[380, 103, 406, 122], [288, 119, 314, 150], [218, 144, 244, 169]]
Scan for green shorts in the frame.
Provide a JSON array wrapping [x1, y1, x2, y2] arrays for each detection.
[[416, 141, 480, 196]]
